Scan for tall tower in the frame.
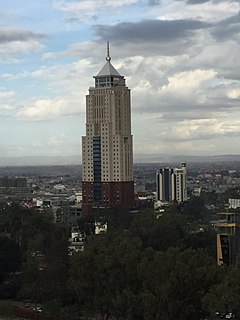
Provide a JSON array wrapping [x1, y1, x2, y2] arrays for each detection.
[[82, 43, 134, 212]]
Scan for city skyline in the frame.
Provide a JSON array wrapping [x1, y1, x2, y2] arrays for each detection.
[[0, 0, 240, 163]]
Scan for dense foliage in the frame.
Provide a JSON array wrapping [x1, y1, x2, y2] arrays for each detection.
[[0, 202, 240, 319]]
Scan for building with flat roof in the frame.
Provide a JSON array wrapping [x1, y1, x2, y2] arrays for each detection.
[[0, 177, 31, 194], [156, 163, 187, 203]]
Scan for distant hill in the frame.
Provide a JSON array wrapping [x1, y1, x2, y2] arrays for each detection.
[[134, 153, 240, 163], [0, 155, 81, 166], [0, 154, 240, 166]]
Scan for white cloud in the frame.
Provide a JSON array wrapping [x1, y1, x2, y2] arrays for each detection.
[[17, 97, 83, 120], [0, 90, 17, 114], [161, 69, 217, 94], [157, 1, 240, 22], [31, 142, 43, 148], [0, 57, 20, 65], [53, 0, 139, 23], [0, 90, 15, 99], [131, 67, 218, 113], [0, 25, 46, 58], [54, 0, 138, 11], [4, 57, 97, 121], [47, 133, 66, 146], [133, 115, 240, 156], [228, 89, 240, 99], [41, 52, 59, 60], [0, 104, 16, 110], [0, 40, 44, 56], [159, 118, 240, 142]]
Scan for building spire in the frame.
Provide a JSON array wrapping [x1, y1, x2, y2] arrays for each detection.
[[106, 41, 111, 62]]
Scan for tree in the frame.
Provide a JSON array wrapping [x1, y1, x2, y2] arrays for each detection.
[[0, 236, 21, 282], [202, 267, 240, 316], [69, 233, 144, 319], [44, 224, 70, 302], [68, 231, 219, 320], [182, 196, 209, 219], [139, 248, 218, 320], [77, 214, 95, 236], [184, 226, 216, 258], [130, 211, 187, 251], [18, 223, 69, 306]]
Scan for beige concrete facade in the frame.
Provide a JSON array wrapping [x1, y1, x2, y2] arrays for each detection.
[[82, 76, 133, 183], [81, 49, 134, 209]]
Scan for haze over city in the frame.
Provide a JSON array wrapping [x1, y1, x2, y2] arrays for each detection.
[[0, 0, 240, 164]]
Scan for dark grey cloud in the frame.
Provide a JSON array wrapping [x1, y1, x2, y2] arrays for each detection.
[[66, 14, 98, 24], [175, 0, 209, 4], [134, 97, 239, 115], [94, 18, 211, 56], [187, 0, 209, 4], [0, 26, 46, 43], [220, 68, 240, 81], [148, 0, 161, 5], [210, 12, 240, 41], [178, 0, 237, 4], [95, 18, 210, 42]]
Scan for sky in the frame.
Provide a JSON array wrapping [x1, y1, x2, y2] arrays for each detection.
[[0, 0, 240, 162]]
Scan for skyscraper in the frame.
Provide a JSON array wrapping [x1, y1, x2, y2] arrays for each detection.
[[82, 43, 134, 212], [156, 163, 187, 203]]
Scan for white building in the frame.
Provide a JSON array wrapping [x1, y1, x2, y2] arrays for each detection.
[[229, 198, 240, 209], [68, 228, 85, 255], [156, 163, 187, 203]]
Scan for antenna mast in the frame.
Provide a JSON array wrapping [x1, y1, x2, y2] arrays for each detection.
[[106, 41, 111, 61]]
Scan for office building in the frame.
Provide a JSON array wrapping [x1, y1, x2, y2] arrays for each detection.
[[156, 167, 174, 202], [156, 163, 187, 203], [216, 211, 240, 266], [82, 43, 134, 212], [0, 177, 31, 194]]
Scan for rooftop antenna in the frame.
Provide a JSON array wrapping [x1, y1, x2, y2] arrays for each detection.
[[106, 41, 111, 62]]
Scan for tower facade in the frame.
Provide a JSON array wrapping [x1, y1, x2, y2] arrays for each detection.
[[156, 167, 174, 202], [82, 44, 134, 211], [216, 211, 240, 266], [156, 163, 187, 203]]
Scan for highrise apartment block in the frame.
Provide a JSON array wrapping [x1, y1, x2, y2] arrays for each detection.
[[156, 163, 187, 203], [82, 44, 134, 211]]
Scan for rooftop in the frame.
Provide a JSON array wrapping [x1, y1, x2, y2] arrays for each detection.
[[96, 60, 122, 77]]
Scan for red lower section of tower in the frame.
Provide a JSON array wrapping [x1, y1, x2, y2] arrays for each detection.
[[82, 181, 134, 212]]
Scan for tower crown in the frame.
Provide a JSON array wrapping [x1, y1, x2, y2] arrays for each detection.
[[93, 42, 125, 88]]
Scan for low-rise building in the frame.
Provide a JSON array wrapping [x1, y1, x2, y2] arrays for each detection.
[[68, 227, 85, 255], [0, 177, 31, 194]]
